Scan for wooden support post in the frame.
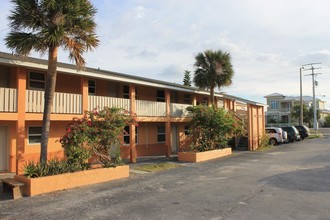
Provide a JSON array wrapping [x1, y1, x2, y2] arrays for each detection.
[[129, 84, 137, 163], [16, 68, 26, 174], [165, 90, 171, 157]]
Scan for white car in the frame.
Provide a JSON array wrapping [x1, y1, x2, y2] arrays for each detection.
[[265, 127, 286, 145]]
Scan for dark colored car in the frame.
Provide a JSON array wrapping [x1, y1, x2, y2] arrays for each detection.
[[281, 126, 301, 143], [294, 125, 310, 140]]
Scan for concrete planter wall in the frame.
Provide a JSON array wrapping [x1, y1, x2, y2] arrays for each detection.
[[178, 148, 232, 163], [14, 165, 129, 197]]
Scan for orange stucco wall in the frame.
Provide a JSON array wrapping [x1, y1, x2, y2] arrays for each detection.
[[136, 85, 159, 101], [0, 61, 265, 174], [56, 73, 81, 94]]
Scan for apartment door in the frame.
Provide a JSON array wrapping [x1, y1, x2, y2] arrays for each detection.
[[171, 126, 178, 154], [0, 127, 8, 171]]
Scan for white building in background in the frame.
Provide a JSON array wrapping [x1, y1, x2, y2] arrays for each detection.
[[264, 93, 329, 127]]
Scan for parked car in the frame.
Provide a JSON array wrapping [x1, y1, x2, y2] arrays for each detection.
[[265, 127, 285, 145], [294, 125, 310, 140], [281, 126, 301, 142], [282, 130, 288, 143]]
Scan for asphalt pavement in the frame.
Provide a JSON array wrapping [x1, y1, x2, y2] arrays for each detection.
[[1, 137, 330, 220]]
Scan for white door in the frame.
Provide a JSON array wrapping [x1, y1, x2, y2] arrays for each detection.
[[171, 126, 178, 153], [0, 127, 8, 171]]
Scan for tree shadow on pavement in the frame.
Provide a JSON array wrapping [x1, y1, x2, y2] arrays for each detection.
[[261, 166, 330, 192]]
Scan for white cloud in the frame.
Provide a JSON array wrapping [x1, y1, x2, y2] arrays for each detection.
[[1, 0, 330, 108]]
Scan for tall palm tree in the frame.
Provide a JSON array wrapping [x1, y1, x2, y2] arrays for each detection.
[[5, 0, 99, 162], [193, 49, 234, 106]]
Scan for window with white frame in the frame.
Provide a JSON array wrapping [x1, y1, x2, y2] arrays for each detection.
[[157, 125, 166, 142], [28, 127, 42, 144], [88, 80, 96, 95], [29, 72, 45, 90], [123, 126, 138, 145], [270, 101, 279, 110]]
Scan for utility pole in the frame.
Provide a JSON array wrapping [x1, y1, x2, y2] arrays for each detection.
[[299, 67, 303, 126], [303, 63, 322, 133]]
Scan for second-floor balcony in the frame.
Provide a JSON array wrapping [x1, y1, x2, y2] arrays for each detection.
[[0, 87, 17, 112], [0, 88, 193, 118], [26, 90, 82, 114], [267, 107, 291, 113]]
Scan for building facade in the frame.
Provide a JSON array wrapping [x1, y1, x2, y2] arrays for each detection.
[[0, 52, 265, 174], [265, 92, 328, 126]]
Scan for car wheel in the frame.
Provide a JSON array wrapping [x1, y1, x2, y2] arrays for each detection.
[[269, 138, 277, 146]]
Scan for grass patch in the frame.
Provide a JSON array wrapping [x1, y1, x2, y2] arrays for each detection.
[[306, 134, 323, 139], [256, 144, 273, 151], [134, 162, 181, 172]]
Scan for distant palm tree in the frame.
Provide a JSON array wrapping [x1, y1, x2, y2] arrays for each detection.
[[193, 50, 234, 106], [183, 70, 192, 87], [5, 0, 99, 162]]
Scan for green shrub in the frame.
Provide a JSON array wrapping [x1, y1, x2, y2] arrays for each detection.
[[60, 107, 137, 167], [23, 158, 81, 178], [258, 134, 271, 150], [187, 106, 244, 152]]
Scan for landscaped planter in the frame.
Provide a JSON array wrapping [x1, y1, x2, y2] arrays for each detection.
[[14, 165, 129, 197], [178, 148, 232, 163]]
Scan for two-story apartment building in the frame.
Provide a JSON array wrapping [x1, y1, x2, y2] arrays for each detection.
[[0, 52, 265, 174], [265, 92, 328, 126]]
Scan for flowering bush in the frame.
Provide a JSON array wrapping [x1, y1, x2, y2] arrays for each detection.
[[187, 105, 244, 152], [60, 107, 138, 168]]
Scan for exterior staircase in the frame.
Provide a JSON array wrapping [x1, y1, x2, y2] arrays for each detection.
[[235, 136, 248, 151]]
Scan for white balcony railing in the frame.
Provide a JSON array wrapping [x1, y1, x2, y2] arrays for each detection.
[[0, 88, 17, 112], [170, 103, 192, 117], [88, 96, 130, 111], [26, 90, 82, 114], [136, 100, 166, 117]]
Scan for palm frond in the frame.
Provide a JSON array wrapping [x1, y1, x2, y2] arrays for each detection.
[[5, 32, 46, 55], [6, 0, 99, 63]]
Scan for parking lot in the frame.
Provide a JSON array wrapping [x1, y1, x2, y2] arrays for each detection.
[[1, 135, 330, 219]]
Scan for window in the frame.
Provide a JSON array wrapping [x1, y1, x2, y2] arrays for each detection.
[[157, 125, 166, 143], [28, 127, 42, 144], [29, 72, 45, 89], [123, 85, 129, 99], [270, 101, 279, 110], [184, 125, 190, 135], [123, 85, 138, 99], [272, 114, 278, 121], [88, 80, 96, 95], [203, 97, 208, 105], [170, 91, 178, 103], [184, 94, 191, 104], [157, 90, 165, 102], [123, 126, 138, 145], [265, 129, 276, 134]]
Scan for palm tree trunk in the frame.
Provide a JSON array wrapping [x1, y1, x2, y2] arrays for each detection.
[[210, 85, 215, 107], [40, 47, 58, 162]]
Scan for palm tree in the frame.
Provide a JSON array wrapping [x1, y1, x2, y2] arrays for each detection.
[[5, 0, 99, 162], [193, 50, 234, 106]]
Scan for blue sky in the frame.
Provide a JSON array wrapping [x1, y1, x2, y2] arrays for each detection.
[[1, 0, 330, 108]]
